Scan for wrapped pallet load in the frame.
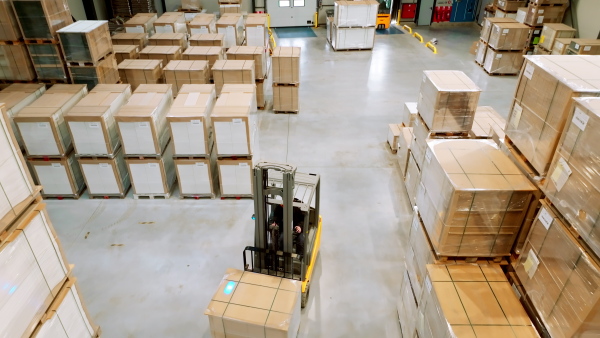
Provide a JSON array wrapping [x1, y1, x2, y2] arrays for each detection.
[[0, 84, 46, 148]]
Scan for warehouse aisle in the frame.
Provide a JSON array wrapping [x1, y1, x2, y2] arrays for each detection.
[[46, 25, 518, 337]]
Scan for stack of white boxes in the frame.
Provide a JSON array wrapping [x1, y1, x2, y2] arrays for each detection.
[[331, 0, 378, 51]]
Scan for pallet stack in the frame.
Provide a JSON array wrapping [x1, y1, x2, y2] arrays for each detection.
[[227, 47, 268, 108], [272, 47, 299, 113], [163, 60, 210, 94], [189, 33, 225, 47], [494, 0, 526, 19], [245, 14, 269, 48], [218, 0, 242, 15], [532, 23, 575, 55], [124, 12, 158, 36], [520, 0, 570, 54], [476, 17, 529, 75], [211, 59, 254, 95], [64, 84, 132, 199], [114, 84, 175, 199], [168, 84, 219, 198], [183, 46, 225, 83], [187, 13, 217, 35], [0, 0, 36, 82], [0, 102, 99, 338], [149, 32, 189, 49], [216, 13, 245, 48], [330, 0, 378, 51], [0, 83, 46, 148], [117, 59, 164, 90], [14, 84, 88, 199], [12, 0, 73, 84], [154, 12, 187, 34]]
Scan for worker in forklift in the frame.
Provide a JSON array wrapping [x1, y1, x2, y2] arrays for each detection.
[[269, 198, 305, 255]]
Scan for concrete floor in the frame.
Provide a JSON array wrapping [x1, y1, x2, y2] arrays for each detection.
[[46, 25, 518, 337]]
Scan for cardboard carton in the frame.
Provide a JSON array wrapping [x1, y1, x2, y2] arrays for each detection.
[[475, 39, 488, 65], [154, 12, 187, 34], [398, 271, 418, 338], [0, 0, 22, 41], [111, 32, 148, 50], [166, 84, 216, 156], [0, 45, 36, 81], [480, 17, 516, 43], [183, 46, 225, 80], [483, 47, 524, 74], [515, 7, 527, 23], [416, 70, 481, 133], [387, 123, 401, 152], [471, 106, 506, 139], [164, 60, 210, 94], [0, 84, 46, 148], [551, 37, 575, 55], [495, 8, 518, 19], [114, 45, 140, 64], [27, 43, 68, 81], [272, 47, 300, 84], [488, 22, 531, 51], [139, 45, 183, 65], [125, 142, 176, 195], [245, 15, 269, 47], [227, 46, 267, 80], [219, 4, 241, 15], [175, 158, 219, 198], [218, 159, 254, 196], [216, 14, 244, 48], [187, 13, 217, 35], [402, 102, 418, 127], [404, 151, 420, 207], [78, 147, 130, 197], [117, 59, 164, 90], [538, 23, 576, 51], [397, 127, 413, 177], [212, 60, 255, 95], [273, 85, 298, 112], [333, 0, 379, 27], [68, 53, 120, 90], [495, 0, 526, 11], [11, 0, 73, 39], [255, 80, 266, 109], [524, 4, 567, 26], [149, 32, 188, 49], [331, 25, 375, 50], [28, 151, 85, 197], [58, 21, 112, 64], [567, 39, 600, 55], [190, 33, 225, 47], [124, 13, 158, 35], [64, 84, 131, 156], [181, 0, 201, 10], [212, 84, 257, 157]]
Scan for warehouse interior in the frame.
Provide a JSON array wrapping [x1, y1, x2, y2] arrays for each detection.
[[2, 0, 600, 337]]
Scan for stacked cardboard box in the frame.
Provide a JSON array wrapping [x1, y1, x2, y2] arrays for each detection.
[[476, 18, 529, 75], [117, 59, 164, 90], [64, 84, 132, 198], [272, 47, 300, 113], [0, 2, 35, 82], [187, 14, 217, 35], [0, 83, 46, 148], [517, 0, 570, 53], [149, 32, 188, 49], [494, 0, 526, 19], [211, 60, 255, 95], [139, 45, 183, 65], [227, 46, 269, 108], [216, 14, 244, 48], [15, 84, 88, 198], [154, 12, 187, 34], [168, 84, 219, 198], [111, 32, 148, 50], [115, 84, 175, 197], [218, 0, 242, 15], [163, 60, 210, 94], [534, 23, 576, 54], [124, 13, 158, 36], [190, 33, 225, 47], [386, 124, 401, 154], [245, 15, 269, 47], [26, 43, 68, 82], [550, 37, 575, 55], [181, 0, 201, 10], [114, 45, 140, 64], [331, 1, 378, 51], [396, 126, 413, 178], [566, 39, 600, 55], [213, 84, 257, 197]]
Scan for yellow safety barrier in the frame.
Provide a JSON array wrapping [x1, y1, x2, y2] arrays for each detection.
[[402, 25, 412, 34], [425, 41, 438, 54], [266, 14, 276, 53], [413, 32, 423, 43], [314, 12, 318, 28]]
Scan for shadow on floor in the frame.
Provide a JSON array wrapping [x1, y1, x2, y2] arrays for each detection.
[[274, 27, 318, 38]]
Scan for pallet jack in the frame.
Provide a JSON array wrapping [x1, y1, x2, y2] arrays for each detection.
[[243, 162, 322, 307]]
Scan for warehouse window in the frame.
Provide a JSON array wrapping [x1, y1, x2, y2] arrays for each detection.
[[294, 0, 305, 6], [279, 0, 290, 6]]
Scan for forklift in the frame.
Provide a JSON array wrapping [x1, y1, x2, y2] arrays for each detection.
[[243, 162, 322, 307], [376, 0, 392, 29]]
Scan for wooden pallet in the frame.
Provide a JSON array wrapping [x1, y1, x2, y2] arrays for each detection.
[[387, 142, 397, 154], [133, 192, 171, 199], [75, 153, 118, 159], [180, 193, 216, 199], [24, 38, 60, 45], [220, 195, 253, 199], [124, 154, 164, 159], [216, 155, 253, 160], [38, 78, 70, 84], [0, 79, 38, 84], [173, 154, 211, 159], [178, 7, 202, 12], [274, 110, 299, 114], [332, 47, 373, 52], [66, 51, 115, 67], [0, 40, 25, 45], [42, 193, 83, 200], [273, 82, 299, 87], [89, 193, 128, 199]]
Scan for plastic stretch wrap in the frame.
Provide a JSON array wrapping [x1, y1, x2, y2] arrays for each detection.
[[245, 16, 269, 47], [488, 22, 531, 51], [505, 55, 600, 176], [0, 45, 36, 81], [164, 60, 210, 95], [272, 47, 300, 84], [11, 0, 73, 39], [139, 45, 182, 66], [483, 48, 524, 75], [79, 147, 130, 196], [405, 212, 436, 305], [480, 18, 516, 43], [417, 264, 538, 338], [153, 12, 187, 34], [415, 139, 537, 257], [111, 33, 148, 50], [331, 25, 375, 50], [65, 84, 131, 156], [167, 84, 216, 156], [212, 84, 257, 157], [398, 271, 419, 338], [216, 14, 244, 48], [115, 84, 173, 156], [58, 21, 112, 64], [218, 158, 253, 196], [0, 204, 70, 338], [149, 33, 188, 49], [29, 151, 85, 196], [0, 0, 23, 41], [124, 13, 157, 35], [417, 71, 480, 133], [212, 60, 255, 95], [190, 33, 224, 47], [471, 106, 506, 139], [175, 157, 219, 197], [0, 83, 46, 148], [404, 151, 420, 207], [204, 268, 302, 338], [187, 14, 217, 35], [475, 40, 487, 65], [227, 46, 268, 80], [181, 0, 201, 10], [273, 85, 299, 112], [27, 43, 68, 81], [69, 54, 120, 90], [402, 102, 418, 127], [409, 114, 430, 169], [183, 46, 225, 80], [397, 127, 412, 177], [543, 97, 600, 258], [14, 84, 88, 157], [333, 1, 378, 27], [524, 5, 566, 27], [114, 45, 140, 64], [538, 23, 576, 51], [117, 59, 164, 91], [125, 141, 175, 194], [494, 8, 517, 19]]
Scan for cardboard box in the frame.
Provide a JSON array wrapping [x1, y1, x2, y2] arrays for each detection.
[[524, 4, 567, 27], [64, 84, 131, 156], [245, 15, 269, 47], [190, 33, 224, 47], [416, 139, 537, 257], [515, 200, 600, 337], [538, 23, 576, 51], [187, 13, 217, 35], [416, 264, 537, 338], [551, 37, 575, 55], [114, 45, 140, 64], [139, 45, 183, 65], [515, 7, 527, 23], [397, 127, 413, 178], [409, 113, 430, 168], [488, 22, 531, 51], [483, 47, 524, 74], [417, 70, 480, 133], [0, 0, 23, 41], [0, 45, 36, 81], [149, 32, 188, 50], [0, 203, 71, 338], [567, 39, 600, 55], [216, 14, 244, 48], [212, 84, 257, 157], [404, 151, 420, 207], [543, 97, 600, 258], [68, 53, 120, 90], [11, 0, 73, 39], [154, 12, 187, 34], [205, 269, 302, 337], [166, 84, 216, 156], [331, 24, 375, 50], [495, 8, 518, 19], [114, 84, 173, 156], [533, 44, 551, 55], [0, 84, 46, 148], [212, 60, 255, 95], [78, 147, 130, 197], [111, 32, 148, 50], [30, 277, 99, 338], [124, 13, 157, 35], [480, 17, 516, 43], [181, 0, 201, 10], [256, 80, 266, 109], [402, 102, 418, 127], [475, 39, 488, 65], [58, 21, 112, 64], [175, 158, 219, 198], [14, 84, 88, 157], [404, 212, 436, 305], [272, 47, 300, 84], [164, 60, 210, 94], [27, 43, 68, 81], [125, 142, 176, 195], [227, 46, 267, 80], [495, 0, 526, 11], [387, 123, 401, 152], [528, 0, 569, 5], [219, 4, 241, 15], [28, 151, 85, 197], [182, 46, 224, 80], [470, 106, 505, 139], [333, 0, 379, 27], [273, 85, 299, 112], [398, 271, 419, 338], [117, 59, 164, 90], [217, 158, 253, 196], [505, 55, 600, 176]]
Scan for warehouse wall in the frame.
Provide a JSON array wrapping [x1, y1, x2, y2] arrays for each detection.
[[93, 0, 108, 20], [67, 0, 87, 20], [570, 0, 600, 38]]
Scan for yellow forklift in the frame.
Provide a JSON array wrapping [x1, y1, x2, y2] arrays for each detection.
[[243, 162, 322, 307]]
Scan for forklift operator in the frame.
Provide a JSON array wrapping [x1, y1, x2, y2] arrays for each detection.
[[269, 200, 305, 255]]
